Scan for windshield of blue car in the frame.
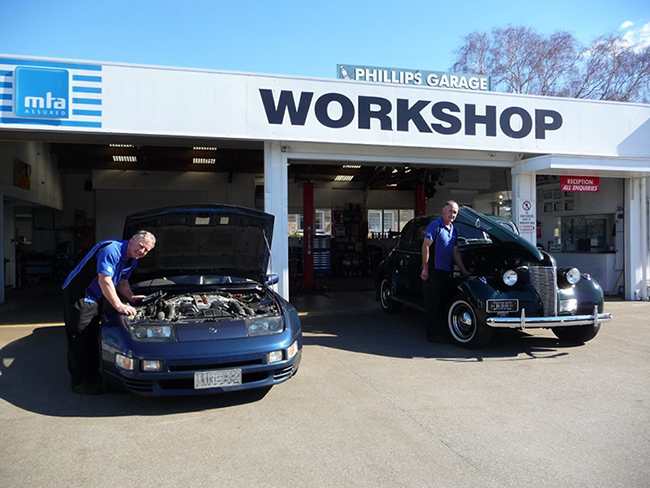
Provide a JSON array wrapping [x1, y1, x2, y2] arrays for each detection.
[[132, 275, 256, 288]]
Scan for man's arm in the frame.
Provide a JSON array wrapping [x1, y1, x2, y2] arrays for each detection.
[[98, 274, 137, 315], [452, 246, 470, 276], [116, 279, 145, 305], [421, 238, 433, 281]]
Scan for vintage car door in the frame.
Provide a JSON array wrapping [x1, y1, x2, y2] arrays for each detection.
[[395, 219, 429, 302]]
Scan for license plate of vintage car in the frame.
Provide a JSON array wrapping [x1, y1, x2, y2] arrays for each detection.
[[487, 299, 519, 312], [194, 369, 242, 389]]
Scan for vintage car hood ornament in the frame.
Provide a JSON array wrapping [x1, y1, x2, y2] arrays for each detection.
[[123, 204, 275, 283]]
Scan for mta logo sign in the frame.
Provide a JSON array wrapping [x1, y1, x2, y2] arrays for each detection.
[[15, 67, 69, 119]]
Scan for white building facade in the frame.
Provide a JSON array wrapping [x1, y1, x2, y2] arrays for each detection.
[[1, 55, 649, 303]]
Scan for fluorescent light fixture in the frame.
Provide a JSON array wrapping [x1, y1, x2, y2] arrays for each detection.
[[342, 165, 361, 169], [113, 155, 137, 162], [392, 168, 398, 173], [109, 144, 134, 148], [193, 147, 218, 151], [386, 183, 398, 187], [335, 175, 354, 181], [193, 158, 216, 164]]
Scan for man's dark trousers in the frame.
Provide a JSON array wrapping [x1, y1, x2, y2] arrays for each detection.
[[423, 269, 450, 339], [62, 288, 102, 387]]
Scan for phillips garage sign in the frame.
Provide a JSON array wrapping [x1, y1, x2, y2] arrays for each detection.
[[561, 176, 600, 192]]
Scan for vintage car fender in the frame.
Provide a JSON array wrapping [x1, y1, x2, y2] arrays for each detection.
[[557, 270, 606, 314]]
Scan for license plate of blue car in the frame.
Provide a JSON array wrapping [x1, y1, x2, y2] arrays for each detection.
[[194, 369, 243, 389], [487, 299, 519, 312]]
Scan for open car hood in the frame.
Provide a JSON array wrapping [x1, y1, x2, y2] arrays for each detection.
[[456, 207, 544, 262], [123, 205, 275, 283]]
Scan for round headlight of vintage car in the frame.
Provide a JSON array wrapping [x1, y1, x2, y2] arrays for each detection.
[[503, 269, 518, 286], [565, 267, 581, 285]]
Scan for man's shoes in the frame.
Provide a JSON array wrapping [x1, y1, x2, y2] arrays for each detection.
[[71, 383, 104, 395]]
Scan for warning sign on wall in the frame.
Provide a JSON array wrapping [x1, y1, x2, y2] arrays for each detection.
[[560, 176, 600, 192], [517, 199, 536, 233]]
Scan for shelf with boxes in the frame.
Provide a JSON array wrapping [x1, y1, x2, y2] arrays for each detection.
[[333, 208, 366, 277]]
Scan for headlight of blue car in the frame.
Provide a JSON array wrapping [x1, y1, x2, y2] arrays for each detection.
[[128, 324, 176, 342], [246, 316, 284, 337]]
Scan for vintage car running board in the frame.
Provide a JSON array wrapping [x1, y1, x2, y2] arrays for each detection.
[[486, 305, 612, 329]]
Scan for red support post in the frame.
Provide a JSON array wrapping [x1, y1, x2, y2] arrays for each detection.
[[415, 184, 426, 216], [302, 182, 315, 290]]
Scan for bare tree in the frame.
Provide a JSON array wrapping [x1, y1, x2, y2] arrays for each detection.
[[452, 26, 650, 103]]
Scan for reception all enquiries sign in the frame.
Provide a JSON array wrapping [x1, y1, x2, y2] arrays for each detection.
[[561, 176, 600, 192]]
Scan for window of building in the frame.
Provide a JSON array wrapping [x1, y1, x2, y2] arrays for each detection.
[[368, 209, 415, 237], [560, 214, 614, 252], [288, 209, 331, 236]]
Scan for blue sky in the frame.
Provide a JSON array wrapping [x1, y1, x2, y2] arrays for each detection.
[[1, 0, 648, 78]]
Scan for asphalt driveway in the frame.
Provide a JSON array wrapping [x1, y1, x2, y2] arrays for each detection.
[[0, 297, 648, 487]]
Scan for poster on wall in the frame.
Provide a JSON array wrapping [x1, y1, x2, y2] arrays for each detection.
[[13, 158, 31, 190]]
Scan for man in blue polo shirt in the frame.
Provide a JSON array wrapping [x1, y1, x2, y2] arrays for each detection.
[[62, 230, 156, 394], [421, 201, 469, 343]]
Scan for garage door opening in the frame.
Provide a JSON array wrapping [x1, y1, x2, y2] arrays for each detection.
[[286, 159, 514, 297]]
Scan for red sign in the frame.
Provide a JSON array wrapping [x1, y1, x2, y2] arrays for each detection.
[[560, 176, 600, 192]]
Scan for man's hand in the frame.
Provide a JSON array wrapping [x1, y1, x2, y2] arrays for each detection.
[[130, 295, 146, 305], [420, 267, 429, 282], [118, 303, 137, 316]]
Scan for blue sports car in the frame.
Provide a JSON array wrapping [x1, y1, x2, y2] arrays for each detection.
[[100, 205, 302, 395]]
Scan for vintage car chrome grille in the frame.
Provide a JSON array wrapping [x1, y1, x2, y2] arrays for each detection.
[[528, 266, 558, 316]]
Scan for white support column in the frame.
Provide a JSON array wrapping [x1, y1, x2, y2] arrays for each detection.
[[511, 172, 537, 246], [0, 194, 4, 304], [263, 141, 289, 300], [641, 178, 648, 301], [624, 177, 649, 300]]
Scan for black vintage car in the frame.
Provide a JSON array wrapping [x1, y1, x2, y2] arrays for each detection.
[[375, 207, 612, 348]]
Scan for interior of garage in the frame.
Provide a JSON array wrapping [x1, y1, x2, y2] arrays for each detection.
[[1, 137, 519, 301]]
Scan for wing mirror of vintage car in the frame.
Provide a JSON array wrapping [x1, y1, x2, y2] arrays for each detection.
[[265, 273, 279, 286]]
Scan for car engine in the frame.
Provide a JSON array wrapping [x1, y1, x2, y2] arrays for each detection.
[[130, 288, 280, 322]]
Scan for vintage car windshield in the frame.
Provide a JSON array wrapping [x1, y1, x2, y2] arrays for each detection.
[[132, 275, 255, 288], [455, 222, 492, 244]]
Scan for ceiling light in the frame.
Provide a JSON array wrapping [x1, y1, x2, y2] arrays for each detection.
[[110, 144, 134, 148], [342, 165, 361, 169], [193, 147, 218, 151], [193, 158, 216, 164], [392, 168, 398, 173], [335, 175, 354, 182], [113, 155, 137, 162], [386, 183, 398, 187]]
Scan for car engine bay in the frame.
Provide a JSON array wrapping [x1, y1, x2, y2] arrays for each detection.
[[462, 245, 538, 277], [130, 287, 280, 322]]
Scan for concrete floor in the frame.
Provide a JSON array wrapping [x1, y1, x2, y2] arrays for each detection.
[[0, 283, 648, 487]]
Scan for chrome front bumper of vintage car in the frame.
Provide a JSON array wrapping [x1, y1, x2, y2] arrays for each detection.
[[485, 305, 612, 329]]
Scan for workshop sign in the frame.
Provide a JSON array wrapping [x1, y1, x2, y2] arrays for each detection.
[[337, 64, 491, 91], [561, 176, 600, 192]]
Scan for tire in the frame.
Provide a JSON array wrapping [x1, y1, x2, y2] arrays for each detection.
[[379, 276, 401, 313], [446, 295, 492, 348], [552, 324, 600, 344]]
